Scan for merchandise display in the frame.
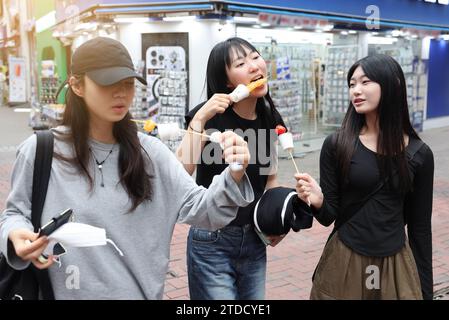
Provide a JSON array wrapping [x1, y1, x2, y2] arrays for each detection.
[[40, 77, 60, 105], [323, 45, 358, 126], [130, 60, 149, 119], [255, 43, 323, 141], [154, 69, 188, 123], [29, 60, 64, 129], [153, 70, 188, 150], [144, 46, 189, 151], [370, 39, 427, 131], [40, 60, 60, 105], [129, 55, 188, 150]]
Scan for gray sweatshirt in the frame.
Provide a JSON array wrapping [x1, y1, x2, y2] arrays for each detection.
[[0, 127, 254, 299]]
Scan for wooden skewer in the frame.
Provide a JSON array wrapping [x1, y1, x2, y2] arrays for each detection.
[[289, 150, 311, 206], [132, 119, 212, 139], [179, 128, 211, 139], [288, 150, 300, 175], [131, 119, 147, 124]]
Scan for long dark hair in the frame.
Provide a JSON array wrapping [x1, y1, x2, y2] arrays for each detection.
[[205, 37, 281, 129], [336, 54, 419, 193], [57, 75, 153, 212]]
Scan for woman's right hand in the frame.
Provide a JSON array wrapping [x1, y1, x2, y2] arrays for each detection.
[[8, 229, 54, 269], [192, 94, 232, 129], [294, 173, 324, 209]]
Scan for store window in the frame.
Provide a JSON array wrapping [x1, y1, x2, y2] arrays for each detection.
[[238, 23, 432, 145], [369, 36, 427, 132], [238, 26, 359, 150]]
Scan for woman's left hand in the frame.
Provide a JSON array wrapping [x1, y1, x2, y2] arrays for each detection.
[[267, 234, 286, 247]]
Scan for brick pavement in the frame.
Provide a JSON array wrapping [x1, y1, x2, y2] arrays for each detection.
[[0, 106, 448, 300]]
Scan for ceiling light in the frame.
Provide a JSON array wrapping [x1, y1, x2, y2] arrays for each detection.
[[163, 15, 197, 22], [233, 16, 258, 24]]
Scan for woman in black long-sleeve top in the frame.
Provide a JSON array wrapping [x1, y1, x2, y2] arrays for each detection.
[[295, 54, 434, 300]]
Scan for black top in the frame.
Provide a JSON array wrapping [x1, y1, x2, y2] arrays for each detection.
[[185, 99, 285, 226], [313, 133, 434, 300]]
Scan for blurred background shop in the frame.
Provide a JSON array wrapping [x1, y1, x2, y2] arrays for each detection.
[[5, 0, 448, 153]]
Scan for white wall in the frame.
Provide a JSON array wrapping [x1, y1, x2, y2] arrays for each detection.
[[236, 27, 333, 44], [118, 20, 235, 110], [357, 32, 369, 59]]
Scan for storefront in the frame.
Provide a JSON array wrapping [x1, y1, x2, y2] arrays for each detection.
[[0, 0, 24, 105], [50, 0, 449, 151], [34, 0, 70, 104], [29, 0, 69, 129], [226, 0, 449, 150]]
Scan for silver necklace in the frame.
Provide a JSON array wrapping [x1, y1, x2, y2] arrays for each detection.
[[90, 146, 115, 187]]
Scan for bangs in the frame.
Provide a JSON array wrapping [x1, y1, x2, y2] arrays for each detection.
[[224, 38, 258, 67]]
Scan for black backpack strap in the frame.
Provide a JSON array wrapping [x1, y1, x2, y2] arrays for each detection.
[[31, 130, 55, 300], [31, 130, 54, 231]]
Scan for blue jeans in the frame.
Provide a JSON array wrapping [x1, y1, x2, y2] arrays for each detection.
[[187, 224, 267, 300]]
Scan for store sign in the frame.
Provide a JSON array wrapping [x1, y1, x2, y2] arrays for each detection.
[[36, 11, 56, 33], [422, 0, 448, 5], [55, 0, 101, 23], [55, 0, 200, 23], [403, 27, 440, 37], [8, 56, 27, 103], [242, 1, 449, 28], [258, 13, 328, 28]]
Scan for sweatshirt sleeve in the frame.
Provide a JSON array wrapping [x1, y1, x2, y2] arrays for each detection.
[[0, 135, 37, 270], [311, 134, 341, 227], [405, 144, 434, 300], [146, 136, 254, 231]]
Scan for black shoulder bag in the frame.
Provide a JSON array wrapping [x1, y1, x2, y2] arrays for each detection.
[[0, 130, 55, 300], [312, 138, 424, 281]]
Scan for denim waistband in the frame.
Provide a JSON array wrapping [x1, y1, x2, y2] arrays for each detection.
[[220, 224, 253, 231]]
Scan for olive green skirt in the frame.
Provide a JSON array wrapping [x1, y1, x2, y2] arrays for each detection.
[[310, 232, 423, 300]]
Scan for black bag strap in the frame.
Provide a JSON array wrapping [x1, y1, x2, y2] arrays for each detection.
[[31, 131, 54, 231], [31, 130, 55, 300], [405, 138, 424, 162], [328, 178, 385, 242], [328, 137, 424, 242]]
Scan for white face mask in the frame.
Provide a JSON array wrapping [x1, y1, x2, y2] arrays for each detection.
[[42, 222, 124, 258]]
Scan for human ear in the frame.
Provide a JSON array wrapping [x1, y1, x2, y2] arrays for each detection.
[[69, 76, 84, 97]]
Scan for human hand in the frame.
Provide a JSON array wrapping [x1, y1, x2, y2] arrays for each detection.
[[220, 131, 250, 182], [194, 94, 232, 126], [8, 229, 54, 269], [294, 173, 323, 209]]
